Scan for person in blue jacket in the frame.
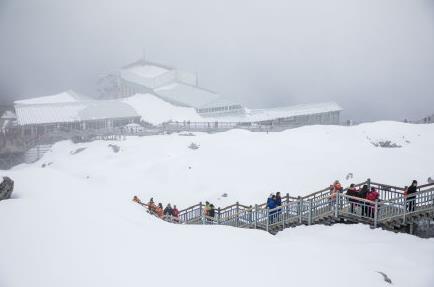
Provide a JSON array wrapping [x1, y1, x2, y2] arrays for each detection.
[[267, 194, 277, 224]]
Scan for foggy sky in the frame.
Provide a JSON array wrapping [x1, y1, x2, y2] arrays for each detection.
[[0, 0, 433, 121]]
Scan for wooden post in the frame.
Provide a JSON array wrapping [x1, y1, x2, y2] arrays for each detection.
[[266, 208, 269, 233], [217, 207, 221, 225], [199, 202, 204, 224], [254, 204, 258, 229], [236, 202, 239, 227], [308, 199, 313, 225], [299, 197, 303, 224], [335, 193, 339, 218], [374, 200, 378, 228]]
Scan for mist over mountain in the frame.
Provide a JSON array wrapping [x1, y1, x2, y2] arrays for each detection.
[[0, 0, 433, 121]]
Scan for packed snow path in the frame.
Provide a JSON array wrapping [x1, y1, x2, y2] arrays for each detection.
[[135, 179, 434, 234]]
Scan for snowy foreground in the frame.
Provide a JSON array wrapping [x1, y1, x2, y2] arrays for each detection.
[[1, 122, 434, 287]]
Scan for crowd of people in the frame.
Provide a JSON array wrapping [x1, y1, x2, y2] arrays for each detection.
[[344, 183, 379, 217], [133, 196, 180, 221], [148, 198, 180, 221], [133, 179, 420, 224], [342, 179, 419, 217]]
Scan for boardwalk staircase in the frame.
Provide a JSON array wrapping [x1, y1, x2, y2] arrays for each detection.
[[134, 179, 434, 236]]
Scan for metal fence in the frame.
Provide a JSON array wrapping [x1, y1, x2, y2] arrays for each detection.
[[135, 180, 434, 235]]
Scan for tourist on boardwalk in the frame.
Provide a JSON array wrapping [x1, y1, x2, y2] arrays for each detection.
[[164, 204, 173, 217], [405, 180, 418, 212], [267, 194, 277, 223], [207, 204, 216, 224], [172, 205, 180, 222], [204, 201, 211, 217], [366, 187, 380, 218], [148, 198, 157, 213], [155, 203, 164, 218], [358, 185, 369, 216], [330, 180, 343, 208], [275, 192, 282, 206], [275, 192, 282, 221], [346, 184, 359, 213]]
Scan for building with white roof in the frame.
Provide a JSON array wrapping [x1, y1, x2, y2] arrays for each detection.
[[218, 102, 343, 124], [0, 110, 17, 132], [13, 91, 140, 137], [14, 90, 84, 105], [118, 59, 244, 117], [9, 58, 343, 137]]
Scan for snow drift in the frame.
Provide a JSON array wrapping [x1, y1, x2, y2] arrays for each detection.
[[1, 121, 434, 287]]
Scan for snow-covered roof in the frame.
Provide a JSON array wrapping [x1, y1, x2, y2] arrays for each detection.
[[120, 62, 174, 89], [198, 97, 241, 109], [15, 100, 139, 126], [155, 83, 237, 109], [124, 65, 169, 78], [123, 93, 205, 125], [218, 102, 343, 123], [1, 110, 16, 120], [14, 90, 84, 105]]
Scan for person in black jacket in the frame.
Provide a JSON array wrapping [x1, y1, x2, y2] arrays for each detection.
[[358, 184, 369, 216], [275, 192, 282, 221], [346, 184, 359, 213], [164, 204, 173, 217], [275, 192, 282, 206], [406, 180, 418, 212], [206, 204, 215, 224]]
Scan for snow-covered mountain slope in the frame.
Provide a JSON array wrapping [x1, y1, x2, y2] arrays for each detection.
[[9, 121, 434, 207], [1, 122, 434, 287]]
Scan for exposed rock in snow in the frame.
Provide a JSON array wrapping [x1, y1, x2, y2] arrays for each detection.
[[376, 271, 392, 284], [0, 176, 14, 201], [188, 142, 200, 150], [108, 144, 120, 153], [371, 140, 402, 148], [70, 147, 87, 155]]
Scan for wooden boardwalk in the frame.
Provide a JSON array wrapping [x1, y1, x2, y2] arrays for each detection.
[[134, 179, 434, 235]]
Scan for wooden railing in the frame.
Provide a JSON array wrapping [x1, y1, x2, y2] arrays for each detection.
[[134, 180, 434, 235]]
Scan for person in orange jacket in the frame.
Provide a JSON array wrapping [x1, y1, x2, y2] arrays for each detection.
[[155, 203, 164, 218], [329, 180, 343, 207], [147, 198, 157, 213]]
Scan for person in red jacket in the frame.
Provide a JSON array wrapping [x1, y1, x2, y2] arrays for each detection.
[[345, 183, 359, 213], [366, 187, 380, 218], [172, 205, 180, 222]]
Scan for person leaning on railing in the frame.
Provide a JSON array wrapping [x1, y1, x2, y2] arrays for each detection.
[[405, 180, 418, 212], [155, 203, 164, 218], [329, 180, 343, 208], [366, 187, 380, 218], [345, 184, 359, 213], [358, 185, 369, 216], [148, 198, 157, 214], [164, 204, 173, 217], [172, 205, 180, 222]]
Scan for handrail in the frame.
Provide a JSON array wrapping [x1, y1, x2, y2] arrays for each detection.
[[133, 179, 434, 235], [418, 182, 434, 189], [370, 182, 406, 192]]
